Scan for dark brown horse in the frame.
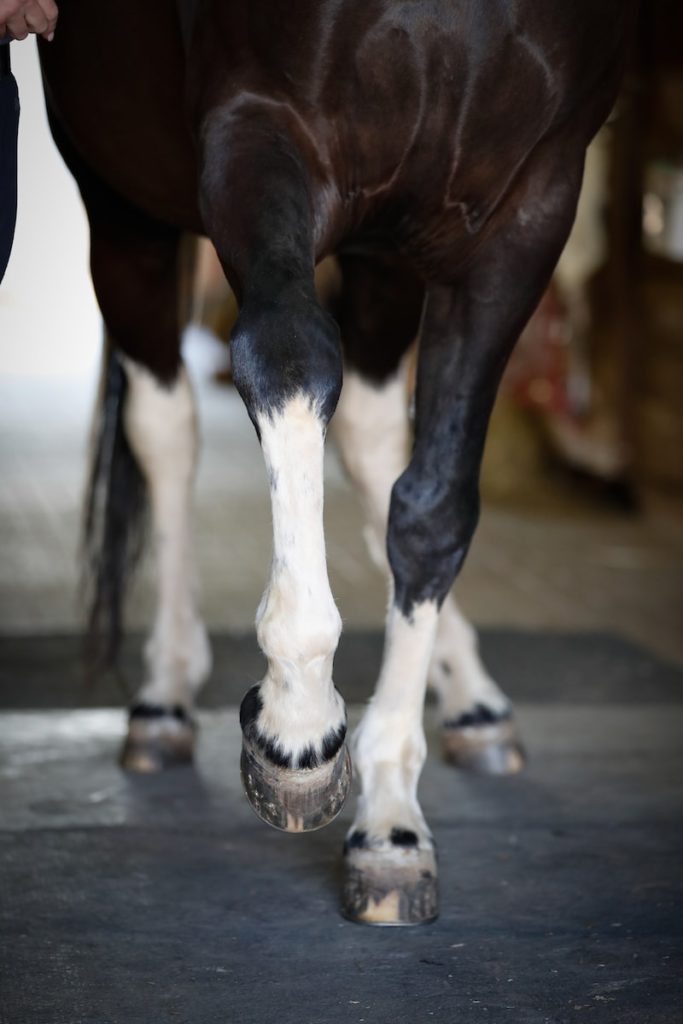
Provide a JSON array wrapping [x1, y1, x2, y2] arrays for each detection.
[[39, 0, 635, 924]]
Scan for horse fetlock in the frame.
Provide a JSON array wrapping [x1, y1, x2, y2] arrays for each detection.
[[120, 702, 196, 773], [429, 595, 507, 716], [441, 703, 525, 775], [352, 713, 426, 787], [256, 590, 342, 673], [240, 680, 346, 769], [429, 655, 509, 719], [240, 682, 350, 832]]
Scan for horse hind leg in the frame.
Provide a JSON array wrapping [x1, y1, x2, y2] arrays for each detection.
[[83, 192, 210, 772], [429, 598, 524, 775], [118, 354, 211, 771]]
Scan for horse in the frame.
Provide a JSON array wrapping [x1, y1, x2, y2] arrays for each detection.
[[38, 0, 635, 925]]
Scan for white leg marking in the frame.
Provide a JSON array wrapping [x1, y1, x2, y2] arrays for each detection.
[[333, 366, 506, 721], [122, 357, 211, 708], [254, 395, 344, 760], [429, 594, 510, 720], [332, 367, 409, 571], [352, 601, 439, 841]]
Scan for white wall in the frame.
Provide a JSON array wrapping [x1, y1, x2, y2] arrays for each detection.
[[0, 39, 100, 380]]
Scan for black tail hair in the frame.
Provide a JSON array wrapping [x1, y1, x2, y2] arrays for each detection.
[[81, 343, 148, 674]]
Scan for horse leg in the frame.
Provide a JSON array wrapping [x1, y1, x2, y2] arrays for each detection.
[[429, 596, 524, 773], [330, 257, 523, 777], [199, 106, 349, 831], [119, 356, 211, 771], [84, 189, 210, 771], [343, 153, 583, 924]]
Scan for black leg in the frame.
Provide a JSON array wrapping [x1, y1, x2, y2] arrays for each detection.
[[344, 153, 584, 924], [389, 156, 584, 615]]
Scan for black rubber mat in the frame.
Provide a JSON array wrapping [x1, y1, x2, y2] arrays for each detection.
[[0, 629, 681, 708], [1, 704, 682, 1024]]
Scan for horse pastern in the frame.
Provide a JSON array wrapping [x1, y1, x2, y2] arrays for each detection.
[[129, 701, 195, 727], [241, 685, 346, 770], [442, 701, 512, 730], [389, 827, 419, 848]]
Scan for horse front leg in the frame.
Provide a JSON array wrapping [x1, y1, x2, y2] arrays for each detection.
[[328, 246, 522, 776], [429, 597, 524, 774], [239, 392, 350, 832], [343, 154, 583, 924], [199, 106, 350, 832], [333, 362, 524, 776]]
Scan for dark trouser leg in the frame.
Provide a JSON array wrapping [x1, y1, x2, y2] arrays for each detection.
[[0, 65, 19, 284]]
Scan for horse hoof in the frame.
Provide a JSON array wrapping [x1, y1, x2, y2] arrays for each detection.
[[240, 735, 352, 833], [120, 704, 195, 773], [442, 714, 525, 775], [342, 844, 439, 926]]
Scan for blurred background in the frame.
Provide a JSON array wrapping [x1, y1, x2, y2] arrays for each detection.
[[0, 10, 682, 666]]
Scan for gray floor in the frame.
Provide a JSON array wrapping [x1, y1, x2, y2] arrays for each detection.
[[1, 628, 681, 710], [2, 683, 682, 1024]]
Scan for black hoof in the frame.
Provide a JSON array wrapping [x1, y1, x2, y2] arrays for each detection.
[[120, 703, 195, 773], [442, 707, 525, 775], [240, 735, 351, 832], [342, 842, 439, 926]]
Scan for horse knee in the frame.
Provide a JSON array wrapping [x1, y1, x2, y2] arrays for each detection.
[[230, 295, 343, 429], [387, 468, 479, 614]]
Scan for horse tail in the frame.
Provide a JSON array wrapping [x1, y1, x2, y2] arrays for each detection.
[[81, 341, 148, 674]]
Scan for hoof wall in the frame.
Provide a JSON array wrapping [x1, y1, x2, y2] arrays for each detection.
[[342, 846, 439, 926], [240, 737, 351, 833], [442, 717, 525, 775], [120, 708, 195, 773]]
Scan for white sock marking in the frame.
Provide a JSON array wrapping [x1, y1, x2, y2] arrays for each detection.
[[352, 600, 439, 842], [254, 395, 344, 758], [332, 367, 409, 571], [333, 365, 508, 720], [429, 594, 509, 719], [121, 357, 211, 708]]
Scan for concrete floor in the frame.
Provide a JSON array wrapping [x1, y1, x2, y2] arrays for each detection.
[[1, 694, 682, 1024]]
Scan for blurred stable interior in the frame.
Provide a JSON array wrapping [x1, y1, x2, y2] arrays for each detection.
[[0, 2, 682, 666]]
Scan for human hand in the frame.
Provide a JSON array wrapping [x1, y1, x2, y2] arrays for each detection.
[[0, 0, 58, 42]]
